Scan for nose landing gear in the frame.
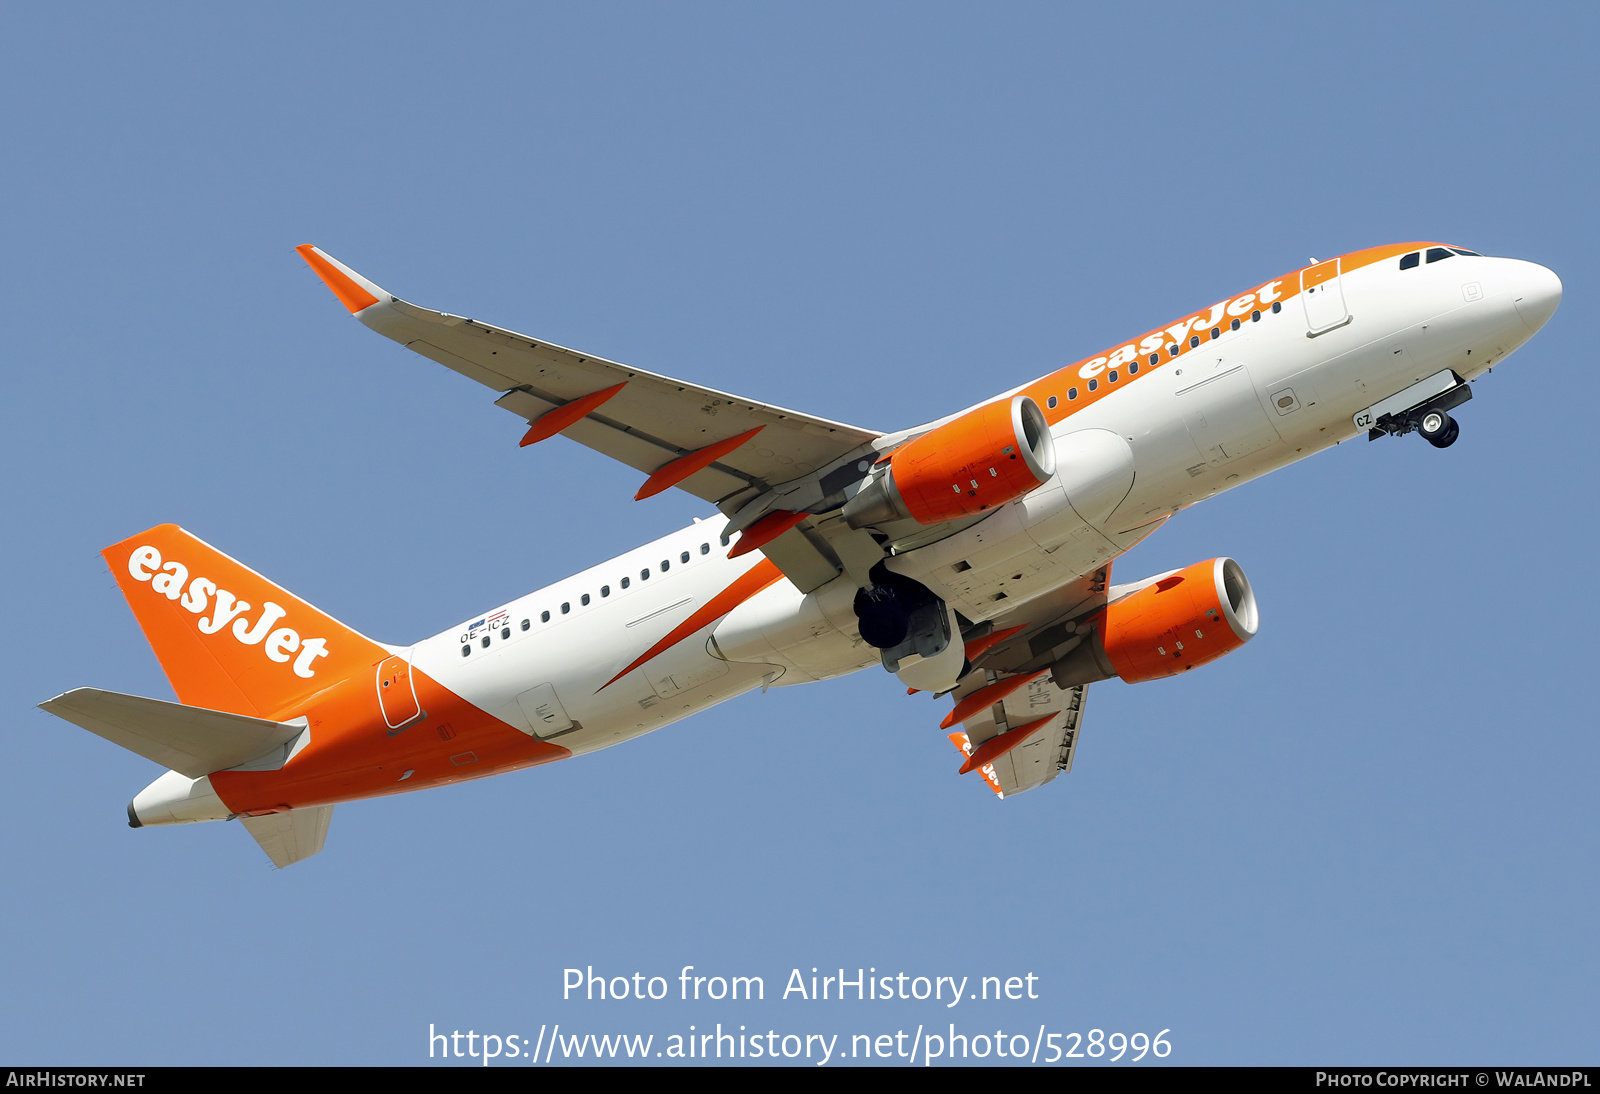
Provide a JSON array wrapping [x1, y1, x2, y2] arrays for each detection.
[[1417, 408, 1460, 449], [1358, 371, 1471, 449]]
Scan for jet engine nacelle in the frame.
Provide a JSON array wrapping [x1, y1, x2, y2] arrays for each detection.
[[707, 575, 878, 685], [1052, 557, 1259, 687], [843, 396, 1056, 528]]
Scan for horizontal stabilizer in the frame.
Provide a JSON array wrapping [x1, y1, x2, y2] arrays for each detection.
[[40, 688, 306, 778], [241, 806, 333, 868]]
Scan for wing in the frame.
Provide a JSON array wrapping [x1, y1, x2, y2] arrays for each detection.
[[936, 564, 1109, 797], [948, 679, 1088, 798], [295, 246, 881, 508]]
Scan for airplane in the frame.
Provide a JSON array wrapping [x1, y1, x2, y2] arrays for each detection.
[[40, 242, 1562, 867]]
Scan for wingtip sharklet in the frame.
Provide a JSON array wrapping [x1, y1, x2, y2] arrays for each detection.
[[295, 244, 387, 314]]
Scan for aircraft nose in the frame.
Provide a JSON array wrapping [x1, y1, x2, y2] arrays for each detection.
[[1513, 261, 1562, 334]]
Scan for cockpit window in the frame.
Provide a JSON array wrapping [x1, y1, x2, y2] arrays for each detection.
[[1450, 248, 1482, 257], [1425, 247, 1454, 264], [1399, 251, 1420, 270]]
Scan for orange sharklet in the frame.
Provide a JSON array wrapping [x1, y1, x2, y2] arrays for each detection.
[[296, 244, 380, 314]]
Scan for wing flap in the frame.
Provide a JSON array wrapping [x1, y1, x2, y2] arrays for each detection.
[[950, 673, 1088, 798], [758, 526, 843, 593], [493, 388, 754, 498], [988, 685, 1086, 794], [409, 340, 523, 390]]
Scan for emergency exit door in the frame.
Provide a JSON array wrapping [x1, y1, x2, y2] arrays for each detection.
[[1301, 258, 1350, 334], [376, 654, 422, 731]]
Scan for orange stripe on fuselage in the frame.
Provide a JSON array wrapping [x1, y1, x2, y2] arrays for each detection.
[[209, 662, 572, 815], [598, 558, 785, 692], [1027, 241, 1439, 428]]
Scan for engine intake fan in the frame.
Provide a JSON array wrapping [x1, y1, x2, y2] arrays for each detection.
[[1052, 557, 1259, 688]]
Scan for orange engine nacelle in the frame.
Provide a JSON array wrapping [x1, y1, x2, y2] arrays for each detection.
[[1052, 558, 1260, 687], [843, 396, 1056, 528]]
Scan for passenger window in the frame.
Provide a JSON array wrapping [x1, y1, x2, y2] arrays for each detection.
[[1167, 343, 1178, 356], [720, 534, 730, 546], [481, 636, 491, 648], [1146, 354, 1157, 366], [700, 543, 710, 555], [561, 602, 570, 614], [1129, 362, 1139, 374], [1046, 395, 1057, 408], [1272, 302, 1282, 313], [1189, 335, 1200, 348], [622, 576, 630, 589], [661, 560, 669, 572], [1230, 318, 1240, 331], [1210, 326, 1221, 339], [521, 619, 530, 631], [1068, 387, 1078, 400], [601, 585, 610, 597], [1426, 247, 1453, 264], [461, 645, 471, 657], [541, 610, 550, 622], [1251, 309, 1261, 322], [1087, 378, 1098, 392], [681, 551, 690, 563], [581, 593, 590, 606], [640, 569, 650, 580], [501, 627, 510, 640], [1399, 251, 1420, 270], [1108, 370, 1118, 383]]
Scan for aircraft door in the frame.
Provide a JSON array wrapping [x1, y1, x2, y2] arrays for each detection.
[[1178, 365, 1280, 465], [515, 683, 575, 739], [1301, 258, 1350, 334], [376, 653, 423, 731]]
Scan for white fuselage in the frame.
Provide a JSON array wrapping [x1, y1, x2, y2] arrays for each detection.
[[415, 250, 1559, 761]]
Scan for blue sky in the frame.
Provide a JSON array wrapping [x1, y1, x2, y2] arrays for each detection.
[[2, 2, 1595, 1066]]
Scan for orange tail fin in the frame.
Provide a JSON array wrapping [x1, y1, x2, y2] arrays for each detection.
[[103, 525, 388, 720]]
